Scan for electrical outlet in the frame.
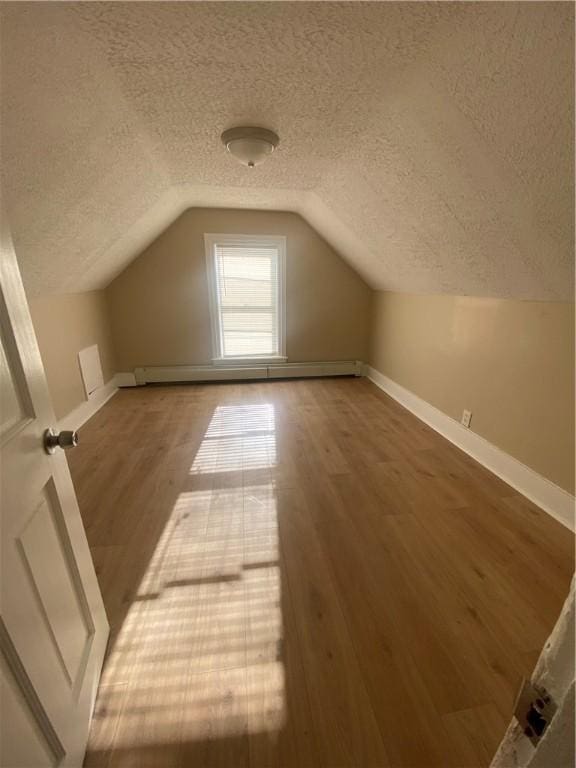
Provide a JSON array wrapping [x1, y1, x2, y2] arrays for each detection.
[[461, 409, 472, 428]]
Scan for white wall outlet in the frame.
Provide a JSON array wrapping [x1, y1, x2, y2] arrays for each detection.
[[461, 409, 472, 428]]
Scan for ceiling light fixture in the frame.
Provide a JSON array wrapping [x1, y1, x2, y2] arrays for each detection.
[[221, 126, 279, 168]]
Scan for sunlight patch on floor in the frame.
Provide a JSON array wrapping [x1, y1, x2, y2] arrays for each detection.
[[94, 403, 285, 749], [190, 404, 277, 473]]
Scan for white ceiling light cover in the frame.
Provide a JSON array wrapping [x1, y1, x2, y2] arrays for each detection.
[[221, 127, 280, 168]]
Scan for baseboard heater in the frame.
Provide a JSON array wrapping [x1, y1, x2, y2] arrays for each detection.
[[131, 360, 363, 385]]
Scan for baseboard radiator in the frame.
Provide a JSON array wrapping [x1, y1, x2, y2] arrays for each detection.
[[130, 360, 364, 385]]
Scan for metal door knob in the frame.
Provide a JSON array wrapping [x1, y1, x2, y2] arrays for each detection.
[[44, 428, 79, 454]]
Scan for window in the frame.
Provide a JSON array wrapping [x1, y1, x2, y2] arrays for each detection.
[[205, 234, 286, 362]]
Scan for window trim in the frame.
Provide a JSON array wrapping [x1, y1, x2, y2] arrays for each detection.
[[204, 233, 287, 364]]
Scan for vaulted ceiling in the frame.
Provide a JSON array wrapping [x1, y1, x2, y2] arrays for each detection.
[[1, 1, 573, 299]]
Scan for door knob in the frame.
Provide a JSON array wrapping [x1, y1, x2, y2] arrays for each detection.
[[44, 428, 79, 454]]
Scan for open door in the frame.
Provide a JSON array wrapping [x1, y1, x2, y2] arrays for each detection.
[[0, 215, 109, 766]]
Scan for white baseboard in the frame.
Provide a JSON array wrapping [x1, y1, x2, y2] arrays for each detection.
[[367, 366, 575, 532], [115, 372, 138, 387], [134, 360, 363, 384], [58, 377, 119, 433]]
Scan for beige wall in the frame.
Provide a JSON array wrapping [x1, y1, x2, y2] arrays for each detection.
[[107, 208, 372, 370], [29, 291, 116, 420], [370, 292, 575, 493]]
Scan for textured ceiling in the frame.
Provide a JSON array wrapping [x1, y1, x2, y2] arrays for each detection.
[[1, 1, 573, 299]]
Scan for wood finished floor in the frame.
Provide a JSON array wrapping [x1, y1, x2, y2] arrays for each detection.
[[68, 378, 574, 768]]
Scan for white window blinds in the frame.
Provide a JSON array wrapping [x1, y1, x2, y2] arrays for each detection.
[[211, 240, 283, 359]]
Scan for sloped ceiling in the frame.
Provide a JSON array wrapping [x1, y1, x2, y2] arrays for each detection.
[[1, 1, 573, 300]]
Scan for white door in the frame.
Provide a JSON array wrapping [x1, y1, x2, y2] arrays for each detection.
[[0, 216, 109, 767]]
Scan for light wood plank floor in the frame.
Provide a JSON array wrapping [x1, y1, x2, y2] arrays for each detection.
[[68, 378, 574, 768]]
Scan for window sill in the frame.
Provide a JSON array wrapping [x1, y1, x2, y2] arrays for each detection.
[[212, 356, 288, 366]]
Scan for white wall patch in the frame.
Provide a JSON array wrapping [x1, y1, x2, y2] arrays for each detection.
[[78, 345, 104, 399]]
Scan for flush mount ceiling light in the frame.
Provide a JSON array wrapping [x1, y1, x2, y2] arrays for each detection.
[[221, 126, 279, 168]]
